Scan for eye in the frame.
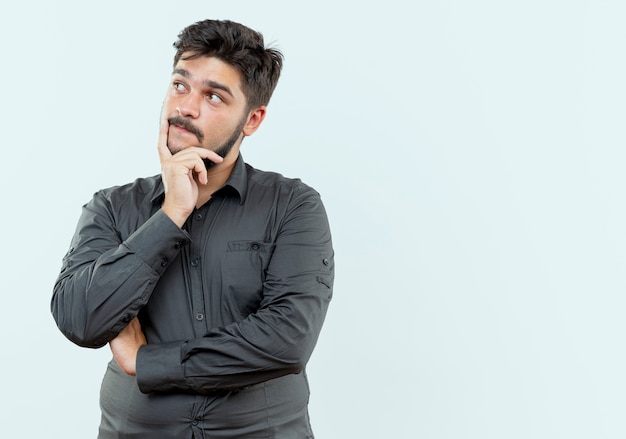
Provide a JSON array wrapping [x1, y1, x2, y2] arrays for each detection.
[[173, 81, 187, 92], [207, 92, 223, 103]]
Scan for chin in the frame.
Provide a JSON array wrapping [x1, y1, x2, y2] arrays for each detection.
[[202, 158, 219, 170], [167, 142, 190, 155], [167, 134, 195, 155]]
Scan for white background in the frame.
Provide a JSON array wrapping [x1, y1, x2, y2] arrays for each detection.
[[1, 1, 626, 437]]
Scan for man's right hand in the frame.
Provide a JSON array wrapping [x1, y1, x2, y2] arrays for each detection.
[[109, 317, 146, 377], [157, 115, 223, 227]]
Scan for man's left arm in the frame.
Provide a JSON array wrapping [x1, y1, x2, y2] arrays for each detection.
[[133, 186, 334, 393]]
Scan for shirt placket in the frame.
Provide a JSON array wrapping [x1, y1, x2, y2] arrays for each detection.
[[187, 204, 210, 336]]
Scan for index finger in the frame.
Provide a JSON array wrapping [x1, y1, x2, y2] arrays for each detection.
[[157, 113, 171, 162]]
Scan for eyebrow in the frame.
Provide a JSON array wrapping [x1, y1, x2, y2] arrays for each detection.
[[173, 68, 235, 98]]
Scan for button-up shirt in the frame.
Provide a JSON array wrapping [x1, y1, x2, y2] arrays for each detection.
[[51, 155, 334, 438]]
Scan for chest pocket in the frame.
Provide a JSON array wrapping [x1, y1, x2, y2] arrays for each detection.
[[222, 240, 275, 319]]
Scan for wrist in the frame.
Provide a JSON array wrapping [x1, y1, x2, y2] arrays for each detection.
[[161, 205, 191, 228]]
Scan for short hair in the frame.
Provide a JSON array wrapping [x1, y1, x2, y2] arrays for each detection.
[[173, 19, 284, 110]]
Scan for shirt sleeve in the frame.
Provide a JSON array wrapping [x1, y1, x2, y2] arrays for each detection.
[[51, 191, 190, 348], [136, 186, 334, 393]]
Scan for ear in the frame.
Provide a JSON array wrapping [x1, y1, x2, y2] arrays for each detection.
[[242, 106, 267, 136]]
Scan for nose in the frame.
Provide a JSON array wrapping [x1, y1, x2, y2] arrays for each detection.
[[176, 93, 201, 119]]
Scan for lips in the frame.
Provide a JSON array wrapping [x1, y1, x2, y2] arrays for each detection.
[[168, 116, 203, 142], [172, 124, 192, 134]]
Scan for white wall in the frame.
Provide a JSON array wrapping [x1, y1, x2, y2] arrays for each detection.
[[2, 1, 626, 437]]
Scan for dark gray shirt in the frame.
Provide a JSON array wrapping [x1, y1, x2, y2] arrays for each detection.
[[51, 155, 334, 438]]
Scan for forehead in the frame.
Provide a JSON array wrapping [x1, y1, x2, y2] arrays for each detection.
[[173, 55, 244, 97]]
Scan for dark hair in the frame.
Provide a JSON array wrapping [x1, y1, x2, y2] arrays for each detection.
[[173, 19, 283, 110]]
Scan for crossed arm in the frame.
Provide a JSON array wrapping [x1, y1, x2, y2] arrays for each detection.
[[51, 116, 334, 392]]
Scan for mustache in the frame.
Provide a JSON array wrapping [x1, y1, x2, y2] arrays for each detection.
[[168, 116, 204, 142]]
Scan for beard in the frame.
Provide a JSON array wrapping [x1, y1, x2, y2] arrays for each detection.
[[167, 113, 247, 170], [202, 115, 247, 169]]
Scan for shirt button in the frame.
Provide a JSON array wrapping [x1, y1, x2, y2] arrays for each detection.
[[195, 312, 204, 321], [194, 213, 203, 221], [191, 258, 199, 267], [160, 257, 168, 267], [322, 258, 329, 266], [192, 420, 199, 426], [251, 242, 260, 250]]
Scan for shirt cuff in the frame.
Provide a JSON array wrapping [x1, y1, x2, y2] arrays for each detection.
[[136, 341, 186, 393], [124, 209, 190, 275]]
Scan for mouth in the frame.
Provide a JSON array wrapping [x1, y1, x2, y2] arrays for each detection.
[[172, 124, 192, 134], [168, 116, 204, 142]]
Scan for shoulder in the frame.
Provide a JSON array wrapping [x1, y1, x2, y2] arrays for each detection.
[[95, 175, 162, 203], [245, 163, 319, 199], [86, 175, 163, 221], [79, 175, 164, 235], [243, 164, 329, 228]]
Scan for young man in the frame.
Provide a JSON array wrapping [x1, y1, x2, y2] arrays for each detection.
[[52, 19, 334, 438]]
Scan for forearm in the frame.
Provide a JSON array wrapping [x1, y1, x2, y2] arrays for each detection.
[[51, 203, 189, 347], [136, 283, 332, 393]]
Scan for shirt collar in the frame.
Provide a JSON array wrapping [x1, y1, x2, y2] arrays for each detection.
[[151, 153, 248, 206], [222, 153, 248, 204]]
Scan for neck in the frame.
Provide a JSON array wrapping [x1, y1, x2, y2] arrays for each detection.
[[195, 152, 238, 208]]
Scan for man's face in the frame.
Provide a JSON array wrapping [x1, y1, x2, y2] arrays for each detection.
[[163, 55, 250, 166]]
